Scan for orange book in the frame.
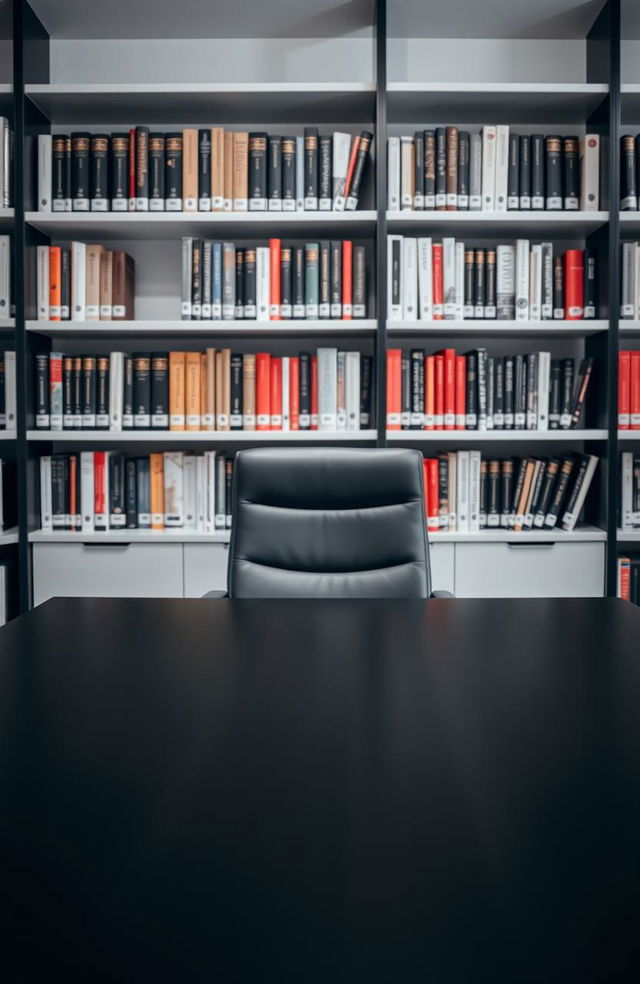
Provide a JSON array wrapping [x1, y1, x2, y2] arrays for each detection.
[[386, 349, 402, 430], [311, 355, 318, 429], [169, 351, 186, 430], [182, 128, 198, 212], [342, 136, 361, 202], [424, 355, 435, 430], [93, 452, 107, 529], [224, 130, 233, 210], [211, 127, 225, 210], [619, 350, 631, 429], [432, 244, 443, 319], [443, 348, 456, 430], [200, 353, 207, 425], [185, 351, 201, 430], [631, 351, 640, 430], [455, 355, 466, 429], [269, 238, 281, 319], [434, 354, 444, 429], [242, 353, 256, 430], [215, 348, 231, 430], [48, 246, 61, 320], [204, 348, 216, 429], [270, 357, 283, 429], [342, 240, 353, 319], [289, 356, 300, 430], [150, 453, 165, 530], [564, 249, 584, 320], [425, 458, 440, 533], [256, 353, 271, 430]]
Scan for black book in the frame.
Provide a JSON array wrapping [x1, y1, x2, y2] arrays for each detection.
[[531, 134, 544, 209], [583, 247, 597, 318], [230, 354, 243, 430], [534, 458, 559, 526], [268, 135, 282, 208], [559, 358, 575, 427], [494, 357, 504, 429], [553, 256, 564, 318], [150, 353, 168, 429], [464, 249, 475, 318], [457, 130, 470, 209], [479, 459, 488, 527], [109, 454, 126, 527], [122, 354, 134, 429], [549, 359, 562, 429], [71, 131, 91, 210], [438, 455, 448, 527], [563, 136, 579, 209], [413, 131, 424, 209], [244, 247, 257, 318], [424, 130, 436, 207], [319, 240, 330, 318], [503, 356, 514, 429], [544, 456, 574, 527], [519, 135, 531, 209], [477, 348, 488, 429], [248, 132, 267, 209], [164, 132, 183, 209], [410, 349, 425, 429], [109, 133, 129, 210], [330, 240, 342, 318], [299, 351, 311, 429], [526, 353, 538, 430], [35, 353, 49, 428], [191, 239, 202, 319], [346, 131, 372, 210], [474, 248, 485, 316], [545, 136, 562, 210], [500, 459, 514, 526], [60, 247, 71, 319], [514, 355, 526, 429], [125, 459, 138, 528], [281, 137, 296, 210], [225, 459, 233, 528], [507, 132, 519, 209], [465, 350, 477, 429], [82, 356, 97, 428], [435, 127, 447, 208], [319, 135, 332, 210], [62, 355, 73, 429], [72, 356, 82, 427], [401, 353, 411, 429], [487, 460, 501, 527], [133, 353, 151, 428], [511, 458, 528, 522], [562, 453, 589, 522], [293, 246, 305, 318], [390, 237, 402, 314], [304, 127, 319, 209], [566, 356, 594, 430], [51, 454, 67, 528], [52, 134, 71, 211], [620, 135, 637, 210], [198, 129, 211, 210], [353, 246, 366, 318], [280, 247, 292, 319], [148, 133, 165, 210], [235, 249, 245, 319], [135, 126, 150, 209], [360, 355, 373, 427], [485, 249, 496, 319]]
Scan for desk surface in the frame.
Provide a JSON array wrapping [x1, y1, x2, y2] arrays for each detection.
[[1, 597, 640, 982]]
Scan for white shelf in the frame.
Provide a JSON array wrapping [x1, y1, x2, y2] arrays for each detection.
[[29, 529, 231, 544], [26, 319, 377, 337], [0, 430, 17, 441], [617, 529, 640, 542], [28, 430, 378, 443], [621, 84, 640, 125], [619, 321, 640, 335], [387, 82, 608, 124], [0, 527, 19, 546], [387, 210, 608, 237], [0, 208, 14, 231], [25, 82, 376, 124], [25, 210, 377, 241], [618, 430, 640, 439], [430, 525, 606, 543], [387, 319, 606, 337], [0, 318, 15, 330], [620, 212, 640, 233], [387, 429, 607, 442]]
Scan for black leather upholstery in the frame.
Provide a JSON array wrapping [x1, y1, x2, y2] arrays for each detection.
[[227, 448, 432, 599]]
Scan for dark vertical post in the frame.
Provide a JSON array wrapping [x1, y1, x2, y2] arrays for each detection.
[[374, 0, 387, 446]]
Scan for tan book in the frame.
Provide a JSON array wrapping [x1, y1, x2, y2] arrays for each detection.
[[204, 348, 216, 429], [224, 131, 233, 211], [215, 348, 231, 430], [185, 351, 201, 431], [99, 249, 113, 320], [211, 127, 225, 211], [232, 132, 249, 211], [513, 459, 535, 532], [85, 244, 104, 320], [200, 353, 207, 424], [182, 128, 198, 212], [150, 453, 165, 530], [169, 351, 186, 430], [242, 353, 256, 430], [112, 251, 135, 320]]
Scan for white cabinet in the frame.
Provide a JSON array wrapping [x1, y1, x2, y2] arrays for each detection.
[[429, 543, 455, 595], [183, 543, 229, 597], [454, 542, 605, 598]]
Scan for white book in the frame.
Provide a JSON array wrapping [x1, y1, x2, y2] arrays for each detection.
[[387, 136, 401, 211], [442, 237, 456, 319], [317, 347, 338, 431], [336, 351, 347, 431], [38, 134, 52, 212], [346, 351, 360, 432], [4, 351, 15, 430], [515, 239, 530, 321], [331, 132, 351, 210], [80, 452, 94, 532], [481, 126, 497, 211], [37, 245, 49, 320], [40, 456, 53, 531], [296, 135, 305, 211], [454, 242, 464, 321], [400, 136, 414, 210], [494, 125, 509, 212], [621, 452, 634, 530], [468, 450, 481, 532], [580, 134, 600, 211], [71, 241, 86, 321], [256, 247, 270, 321], [388, 235, 403, 320], [401, 238, 418, 320], [561, 455, 599, 531], [529, 244, 542, 321], [183, 455, 197, 530], [537, 351, 551, 431], [204, 452, 216, 534], [469, 133, 482, 210], [215, 456, 226, 529], [456, 450, 470, 532], [109, 352, 124, 430], [164, 452, 184, 527], [281, 357, 290, 432], [0, 235, 9, 319], [417, 238, 433, 321]]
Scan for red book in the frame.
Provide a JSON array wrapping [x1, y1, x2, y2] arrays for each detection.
[[128, 128, 136, 207], [310, 355, 318, 429], [342, 240, 353, 318], [564, 249, 584, 320], [386, 349, 402, 430], [424, 355, 435, 430], [631, 350, 640, 430], [48, 246, 61, 321], [619, 350, 631, 429], [619, 558, 631, 600], [255, 353, 271, 430], [289, 356, 300, 430], [434, 354, 444, 429], [432, 244, 443, 319], [269, 239, 281, 320], [342, 136, 361, 204], [455, 354, 466, 429], [443, 348, 455, 430], [270, 357, 282, 429], [425, 458, 440, 533], [94, 452, 106, 529]]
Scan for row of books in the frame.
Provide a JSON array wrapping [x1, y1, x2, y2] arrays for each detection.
[[35, 348, 374, 432], [620, 452, 640, 530], [620, 135, 640, 210], [0, 235, 11, 319], [181, 237, 367, 321], [38, 129, 372, 214], [389, 128, 600, 212], [620, 243, 640, 320], [422, 451, 598, 533], [0, 352, 16, 429], [388, 236, 596, 321], [617, 556, 640, 603], [387, 350, 592, 432], [39, 451, 234, 532], [618, 351, 640, 429], [0, 118, 12, 209], [35, 244, 135, 321]]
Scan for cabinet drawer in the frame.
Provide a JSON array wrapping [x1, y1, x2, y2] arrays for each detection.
[[33, 543, 184, 605], [454, 542, 605, 599], [429, 542, 455, 595], [184, 543, 229, 598]]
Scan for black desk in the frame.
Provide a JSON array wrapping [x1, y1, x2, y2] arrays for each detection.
[[1, 597, 640, 982]]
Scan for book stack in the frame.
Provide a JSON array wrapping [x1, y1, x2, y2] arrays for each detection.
[[423, 450, 598, 533], [36, 244, 134, 321], [617, 556, 640, 603], [0, 117, 12, 209], [620, 135, 640, 210], [35, 347, 373, 433], [39, 451, 234, 533], [0, 351, 16, 430], [387, 349, 593, 432], [388, 236, 596, 321], [38, 128, 373, 213], [617, 350, 640, 429], [388, 128, 600, 212], [620, 452, 640, 531], [620, 243, 640, 318], [182, 237, 367, 321], [0, 235, 10, 320]]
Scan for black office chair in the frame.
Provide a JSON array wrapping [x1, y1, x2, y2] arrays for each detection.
[[205, 447, 452, 599]]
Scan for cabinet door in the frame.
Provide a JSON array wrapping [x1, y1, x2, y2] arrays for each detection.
[[33, 543, 184, 605], [184, 543, 229, 598], [454, 542, 604, 598], [429, 542, 455, 594]]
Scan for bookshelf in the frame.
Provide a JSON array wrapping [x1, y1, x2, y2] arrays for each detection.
[[2, 0, 634, 610]]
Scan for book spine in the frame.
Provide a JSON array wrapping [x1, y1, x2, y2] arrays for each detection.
[[304, 127, 319, 210], [494, 125, 509, 211], [37, 133, 52, 211], [165, 133, 183, 210], [248, 132, 267, 211], [469, 132, 482, 210], [346, 131, 371, 210], [281, 136, 296, 211], [446, 126, 458, 210], [435, 127, 446, 209], [318, 135, 332, 210], [481, 125, 496, 211], [621, 135, 637, 210], [531, 134, 544, 209], [424, 130, 436, 208], [148, 133, 165, 210], [198, 128, 212, 210], [580, 134, 600, 211], [563, 135, 580, 209], [268, 135, 282, 211], [457, 130, 469, 209], [413, 131, 424, 210], [387, 136, 400, 211], [545, 136, 563, 210], [519, 135, 531, 209], [507, 132, 519, 209]]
